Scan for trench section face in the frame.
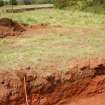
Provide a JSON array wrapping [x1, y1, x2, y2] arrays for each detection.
[[0, 58, 105, 105]]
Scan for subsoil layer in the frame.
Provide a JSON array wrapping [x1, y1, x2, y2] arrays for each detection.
[[0, 57, 105, 105]]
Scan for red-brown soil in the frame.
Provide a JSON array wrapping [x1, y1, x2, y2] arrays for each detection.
[[0, 57, 105, 105], [0, 18, 26, 38], [0, 18, 49, 38]]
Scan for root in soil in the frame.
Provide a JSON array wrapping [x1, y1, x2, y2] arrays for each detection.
[[24, 76, 29, 105]]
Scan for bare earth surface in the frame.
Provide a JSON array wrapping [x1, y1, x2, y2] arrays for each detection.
[[0, 57, 105, 105], [0, 18, 105, 105], [68, 93, 105, 105]]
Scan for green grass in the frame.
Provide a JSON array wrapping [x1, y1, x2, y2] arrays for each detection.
[[0, 32, 105, 69], [0, 8, 105, 27], [0, 7, 105, 70]]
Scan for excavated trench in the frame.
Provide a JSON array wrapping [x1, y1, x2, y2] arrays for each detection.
[[0, 57, 105, 105]]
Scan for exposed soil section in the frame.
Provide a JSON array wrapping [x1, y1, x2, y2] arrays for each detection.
[[0, 57, 105, 105], [0, 18, 26, 38]]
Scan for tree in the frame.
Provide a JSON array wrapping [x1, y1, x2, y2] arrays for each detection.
[[10, 0, 17, 5], [0, 0, 4, 7]]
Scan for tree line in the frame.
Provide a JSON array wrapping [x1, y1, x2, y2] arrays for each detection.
[[0, 0, 53, 6], [0, 0, 105, 8], [54, 0, 105, 8]]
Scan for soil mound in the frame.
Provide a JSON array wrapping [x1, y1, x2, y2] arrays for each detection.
[[0, 57, 105, 105], [0, 18, 26, 38]]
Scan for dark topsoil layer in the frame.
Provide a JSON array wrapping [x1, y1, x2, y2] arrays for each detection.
[[0, 57, 105, 105], [0, 18, 26, 38]]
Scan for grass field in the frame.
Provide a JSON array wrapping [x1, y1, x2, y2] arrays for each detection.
[[0, 28, 105, 69], [1, 8, 105, 27], [0, 8, 105, 69]]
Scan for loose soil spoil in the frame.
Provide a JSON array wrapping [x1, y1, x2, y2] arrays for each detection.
[[0, 18, 49, 38], [0, 57, 105, 105], [0, 18, 26, 38]]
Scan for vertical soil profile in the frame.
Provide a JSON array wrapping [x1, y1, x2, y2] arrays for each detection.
[[0, 57, 105, 105]]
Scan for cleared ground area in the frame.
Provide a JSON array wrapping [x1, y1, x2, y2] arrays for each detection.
[[0, 8, 105, 105]]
